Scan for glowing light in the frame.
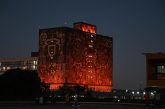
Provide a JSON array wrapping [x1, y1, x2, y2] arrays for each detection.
[[143, 92, 146, 95], [88, 45, 93, 48], [132, 91, 135, 95], [50, 84, 63, 90], [82, 25, 96, 34], [32, 65, 36, 70], [74, 22, 96, 34], [151, 92, 154, 95], [3, 67, 5, 70], [88, 86, 112, 92], [33, 61, 37, 65], [7, 67, 10, 70], [22, 66, 27, 70]]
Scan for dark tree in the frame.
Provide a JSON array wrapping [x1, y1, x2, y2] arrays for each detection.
[[74, 85, 85, 95], [0, 69, 41, 100]]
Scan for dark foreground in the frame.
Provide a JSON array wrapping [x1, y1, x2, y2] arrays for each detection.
[[0, 102, 164, 109]]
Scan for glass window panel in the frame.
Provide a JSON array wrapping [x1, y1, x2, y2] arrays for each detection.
[[157, 65, 165, 73]]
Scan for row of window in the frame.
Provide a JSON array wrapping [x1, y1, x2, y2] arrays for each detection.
[[157, 65, 165, 73], [0, 61, 37, 66], [0, 60, 38, 72], [0, 65, 37, 71]]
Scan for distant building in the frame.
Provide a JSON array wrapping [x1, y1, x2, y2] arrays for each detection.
[[145, 53, 165, 87], [39, 22, 113, 92], [0, 53, 38, 74]]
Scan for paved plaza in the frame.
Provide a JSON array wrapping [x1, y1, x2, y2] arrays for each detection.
[[0, 102, 164, 109]]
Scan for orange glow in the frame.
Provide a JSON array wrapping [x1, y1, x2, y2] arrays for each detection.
[[81, 24, 96, 34], [74, 22, 96, 34], [88, 86, 112, 92], [50, 84, 63, 90], [39, 25, 112, 92]]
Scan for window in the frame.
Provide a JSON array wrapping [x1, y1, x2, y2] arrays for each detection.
[[157, 65, 165, 73], [2, 67, 6, 71], [33, 60, 37, 65], [6, 66, 10, 70]]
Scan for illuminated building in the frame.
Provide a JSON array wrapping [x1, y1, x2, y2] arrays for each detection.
[[39, 22, 113, 92], [145, 53, 165, 87], [0, 57, 38, 75]]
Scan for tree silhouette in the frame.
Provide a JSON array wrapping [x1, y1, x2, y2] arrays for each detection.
[[0, 69, 41, 100]]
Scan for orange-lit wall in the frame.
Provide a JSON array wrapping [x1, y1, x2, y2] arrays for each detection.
[[39, 30, 65, 90], [39, 27, 113, 92]]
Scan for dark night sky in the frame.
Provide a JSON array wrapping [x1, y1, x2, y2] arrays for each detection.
[[0, 0, 165, 89]]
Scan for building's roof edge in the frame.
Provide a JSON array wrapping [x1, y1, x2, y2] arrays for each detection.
[[39, 27, 112, 38], [0, 57, 38, 62]]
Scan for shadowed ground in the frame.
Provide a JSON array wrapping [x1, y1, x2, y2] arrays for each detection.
[[0, 102, 164, 109]]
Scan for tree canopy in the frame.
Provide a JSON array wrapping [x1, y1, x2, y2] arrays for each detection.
[[0, 69, 41, 100]]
